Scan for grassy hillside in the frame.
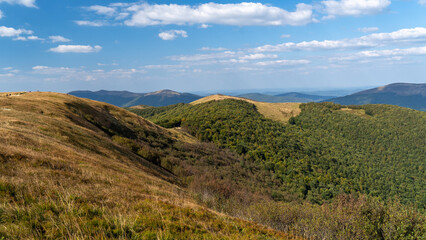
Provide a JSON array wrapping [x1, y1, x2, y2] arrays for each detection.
[[1, 92, 424, 239], [0, 92, 295, 239], [130, 98, 426, 208]]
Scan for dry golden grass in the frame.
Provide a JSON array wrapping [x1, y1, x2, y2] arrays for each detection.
[[338, 107, 370, 118], [191, 94, 301, 123], [129, 105, 149, 110], [0, 92, 297, 239]]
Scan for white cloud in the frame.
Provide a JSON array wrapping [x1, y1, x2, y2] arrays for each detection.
[[83, 2, 313, 27], [0, 26, 32, 37], [13, 35, 42, 41], [335, 46, 426, 62], [85, 5, 116, 16], [358, 46, 426, 57], [0, 0, 36, 8], [322, 0, 390, 17], [254, 27, 426, 52], [419, 0, 426, 5], [170, 51, 237, 61], [281, 34, 291, 38], [358, 27, 379, 33], [31, 65, 145, 82], [200, 47, 228, 51], [239, 53, 278, 60], [49, 45, 102, 53], [158, 30, 187, 40], [49, 35, 71, 43], [256, 59, 311, 66], [32, 66, 48, 70], [0, 73, 14, 77], [27, 35, 42, 40], [75, 20, 107, 27]]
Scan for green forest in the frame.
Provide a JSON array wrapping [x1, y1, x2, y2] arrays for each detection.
[[129, 100, 426, 208]]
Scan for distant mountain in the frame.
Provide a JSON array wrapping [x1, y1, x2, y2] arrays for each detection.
[[68, 90, 141, 107], [124, 89, 201, 107], [69, 89, 202, 107], [237, 92, 334, 103], [324, 83, 426, 111]]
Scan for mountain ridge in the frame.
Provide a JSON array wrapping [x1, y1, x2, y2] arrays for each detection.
[[324, 83, 426, 111], [68, 89, 202, 107]]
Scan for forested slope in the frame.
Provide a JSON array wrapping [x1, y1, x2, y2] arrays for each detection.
[[130, 99, 426, 207]]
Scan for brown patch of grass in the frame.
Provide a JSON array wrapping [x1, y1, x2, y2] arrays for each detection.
[[338, 107, 370, 118]]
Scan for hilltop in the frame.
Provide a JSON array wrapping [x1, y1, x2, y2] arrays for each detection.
[[0, 92, 296, 239], [325, 83, 426, 111], [191, 94, 301, 123], [69, 89, 202, 107], [237, 92, 334, 103], [130, 98, 426, 208]]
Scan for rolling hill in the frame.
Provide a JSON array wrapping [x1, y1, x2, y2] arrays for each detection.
[[237, 93, 334, 103], [0, 92, 295, 239], [190, 94, 301, 123], [130, 95, 426, 208], [324, 83, 426, 111], [1, 92, 424, 239], [69, 89, 202, 107]]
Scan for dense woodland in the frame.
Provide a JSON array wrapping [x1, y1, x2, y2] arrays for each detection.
[[130, 100, 426, 208]]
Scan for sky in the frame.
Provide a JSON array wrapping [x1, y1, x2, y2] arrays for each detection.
[[1, 0, 426, 93]]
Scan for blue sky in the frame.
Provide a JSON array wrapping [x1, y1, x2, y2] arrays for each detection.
[[1, 0, 426, 93]]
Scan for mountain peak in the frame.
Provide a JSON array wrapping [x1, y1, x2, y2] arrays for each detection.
[[145, 89, 181, 96]]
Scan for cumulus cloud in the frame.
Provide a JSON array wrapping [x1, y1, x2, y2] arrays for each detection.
[[332, 46, 426, 62], [49, 35, 71, 43], [170, 51, 237, 61], [200, 47, 228, 51], [254, 27, 426, 52], [81, 2, 313, 27], [13, 35, 42, 41], [85, 5, 116, 16], [358, 27, 379, 33], [0, 0, 36, 8], [256, 59, 311, 66], [31, 65, 145, 82], [75, 20, 107, 27], [0, 26, 33, 38], [239, 53, 278, 60], [49, 45, 102, 53], [358, 46, 426, 57], [158, 30, 187, 40], [32, 65, 48, 70], [322, 0, 390, 17]]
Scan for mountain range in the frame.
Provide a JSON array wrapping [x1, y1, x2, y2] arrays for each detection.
[[325, 83, 426, 111], [237, 92, 335, 103], [69, 89, 202, 107]]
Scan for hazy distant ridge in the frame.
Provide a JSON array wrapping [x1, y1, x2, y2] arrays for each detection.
[[237, 92, 334, 103], [324, 83, 426, 111], [69, 89, 201, 107]]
